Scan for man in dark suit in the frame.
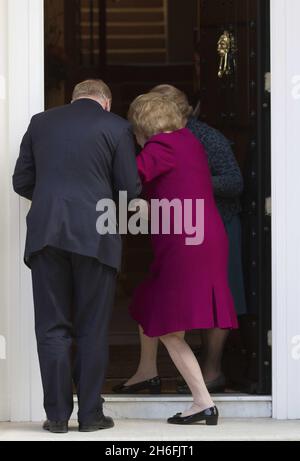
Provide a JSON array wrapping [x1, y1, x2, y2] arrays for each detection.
[[13, 80, 141, 433]]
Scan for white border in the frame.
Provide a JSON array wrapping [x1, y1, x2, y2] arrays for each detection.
[[1, 0, 300, 421]]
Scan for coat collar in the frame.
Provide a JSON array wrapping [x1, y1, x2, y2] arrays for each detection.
[[72, 98, 104, 110]]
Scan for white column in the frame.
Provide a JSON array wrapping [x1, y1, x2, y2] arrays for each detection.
[[271, 0, 300, 419], [6, 0, 45, 422], [0, 0, 9, 422]]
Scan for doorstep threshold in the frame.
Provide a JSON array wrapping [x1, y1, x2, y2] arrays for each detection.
[[102, 394, 272, 402], [72, 395, 272, 419]]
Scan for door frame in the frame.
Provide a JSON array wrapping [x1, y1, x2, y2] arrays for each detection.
[[1, 0, 300, 421], [270, 0, 300, 420]]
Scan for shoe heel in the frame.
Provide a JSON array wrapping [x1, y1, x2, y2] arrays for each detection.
[[205, 415, 218, 426]]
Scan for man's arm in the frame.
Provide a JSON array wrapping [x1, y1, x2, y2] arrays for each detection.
[[12, 120, 36, 200], [113, 126, 142, 200]]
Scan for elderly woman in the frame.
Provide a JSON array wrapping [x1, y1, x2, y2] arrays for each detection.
[[119, 93, 238, 425], [114, 85, 245, 397], [154, 85, 246, 394]]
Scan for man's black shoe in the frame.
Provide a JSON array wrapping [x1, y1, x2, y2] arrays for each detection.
[[79, 414, 115, 432], [43, 420, 68, 434]]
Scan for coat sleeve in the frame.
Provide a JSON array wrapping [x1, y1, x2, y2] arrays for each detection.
[[204, 130, 244, 198], [12, 119, 36, 201], [210, 135, 244, 198], [137, 142, 175, 184], [190, 120, 244, 198], [113, 126, 142, 200]]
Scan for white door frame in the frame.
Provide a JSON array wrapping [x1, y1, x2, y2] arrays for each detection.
[[6, 0, 45, 422], [1, 0, 300, 421], [271, 0, 300, 419]]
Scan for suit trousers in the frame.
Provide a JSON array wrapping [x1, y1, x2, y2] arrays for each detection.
[[30, 246, 117, 422]]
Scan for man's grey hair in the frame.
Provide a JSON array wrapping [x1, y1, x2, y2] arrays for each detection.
[[72, 79, 112, 103]]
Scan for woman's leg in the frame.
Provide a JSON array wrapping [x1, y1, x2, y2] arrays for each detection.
[[160, 332, 214, 417], [125, 326, 159, 386], [202, 329, 229, 382]]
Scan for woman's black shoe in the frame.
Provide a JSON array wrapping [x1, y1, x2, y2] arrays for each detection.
[[168, 406, 219, 425], [112, 376, 161, 394]]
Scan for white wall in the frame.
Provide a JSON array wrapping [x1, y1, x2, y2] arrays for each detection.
[[0, 0, 45, 422], [271, 0, 300, 419], [0, 0, 9, 422]]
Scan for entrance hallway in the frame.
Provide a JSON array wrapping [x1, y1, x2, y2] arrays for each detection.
[[1, 419, 300, 441], [43, 0, 272, 395]]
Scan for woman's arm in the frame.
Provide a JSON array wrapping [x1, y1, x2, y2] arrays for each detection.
[[137, 141, 175, 184]]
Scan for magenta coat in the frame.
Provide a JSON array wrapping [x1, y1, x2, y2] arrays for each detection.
[[129, 128, 238, 337]]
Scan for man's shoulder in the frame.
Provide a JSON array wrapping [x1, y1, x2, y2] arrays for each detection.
[[100, 112, 133, 145], [30, 104, 132, 139], [30, 104, 70, 124], [103, 111, 131, 131]]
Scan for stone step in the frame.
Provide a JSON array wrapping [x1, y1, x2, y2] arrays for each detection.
[[72, 395, 272, 420]]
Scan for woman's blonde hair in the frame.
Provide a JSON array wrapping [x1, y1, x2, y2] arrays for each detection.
[[128, 93, 185, 140], [150, 84, 193, 122]]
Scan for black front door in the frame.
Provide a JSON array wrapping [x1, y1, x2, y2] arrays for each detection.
[[44, 0, 272, 395], [198, 0, 271, 394]]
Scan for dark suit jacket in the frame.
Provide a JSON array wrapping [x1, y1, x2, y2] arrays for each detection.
[[13, 98, 141, 270]]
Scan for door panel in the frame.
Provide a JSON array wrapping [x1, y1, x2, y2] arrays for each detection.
[[198, 0, 271, 394]]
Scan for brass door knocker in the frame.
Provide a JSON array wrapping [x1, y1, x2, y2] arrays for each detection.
[[217, 30, 237, 78]]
